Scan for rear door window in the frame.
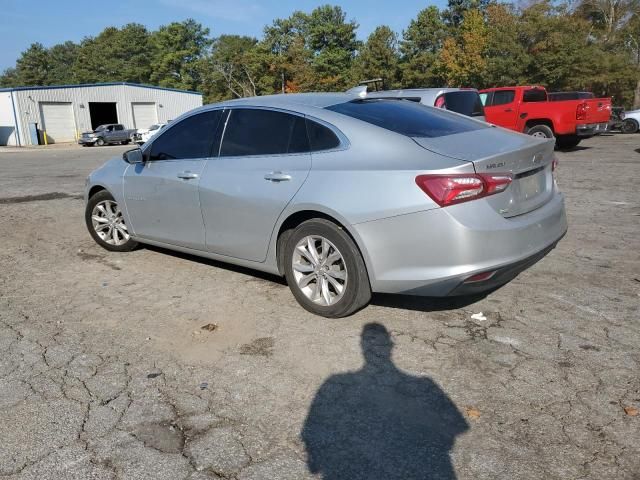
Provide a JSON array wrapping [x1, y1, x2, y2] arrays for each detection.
[[326, 99, 485, 138], [305, 119, 340, 151], [149, 110, 223, 161], [491, 90, 515, 106], [437, 91, 484, 117], [220, 109, 309, 157]]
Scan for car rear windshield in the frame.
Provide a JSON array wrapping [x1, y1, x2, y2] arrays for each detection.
[[440, 91, 485, 117], [325, 99, 485, 138], [523, 89, 547, 102]]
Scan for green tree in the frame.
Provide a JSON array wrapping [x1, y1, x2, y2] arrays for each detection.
[[443, 0, 494, 27], [0, 67, 20, 88], [149, 19, 211, 90], [47, 41, 80, 84], [200, 35, 265, 102], [352, 26, 400, 88], [13, 43, 51, 85], [399, 6, 448, 87], [73, 24, 152, 84], [483, 3, 530, 86], [304, 5, 360, 90]]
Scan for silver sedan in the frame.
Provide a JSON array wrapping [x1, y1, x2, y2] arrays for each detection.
[[85, 93, 567, 317]]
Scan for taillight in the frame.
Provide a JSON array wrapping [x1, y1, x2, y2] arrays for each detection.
[[415, 173, 513, 207], [576, 102, 587, 121]]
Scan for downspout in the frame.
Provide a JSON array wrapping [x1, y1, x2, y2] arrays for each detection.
[[9, 91, 22, 147]]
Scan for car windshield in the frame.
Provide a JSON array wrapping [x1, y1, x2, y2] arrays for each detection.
[[95, 125, 107, 131], [326, 99, 486, 138], [149, 124, 160, 131]]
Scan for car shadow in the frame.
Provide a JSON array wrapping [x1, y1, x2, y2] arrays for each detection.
[[635, 148, 640, 154], [371, 292, 488, 312], [559, 145, 591, 152], [301, 323, 469, 480], [142, 244, 287, 286]]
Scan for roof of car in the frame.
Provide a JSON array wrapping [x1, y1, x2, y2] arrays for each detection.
[[367, 88, 477, 98], [215, 93, 357, 109]]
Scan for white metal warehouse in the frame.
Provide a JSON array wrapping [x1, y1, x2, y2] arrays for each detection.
[[0, 82, 203, 146]]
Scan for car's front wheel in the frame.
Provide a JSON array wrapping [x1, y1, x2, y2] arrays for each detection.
[[283, 219, 371, 318], [96, 138, 105, 146], [85, 190, 138, 252]]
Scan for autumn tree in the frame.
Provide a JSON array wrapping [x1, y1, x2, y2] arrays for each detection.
[[436, 9, 488, 86]]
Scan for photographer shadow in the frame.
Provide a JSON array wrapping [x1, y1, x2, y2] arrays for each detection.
[[301, 323, 469, 480]]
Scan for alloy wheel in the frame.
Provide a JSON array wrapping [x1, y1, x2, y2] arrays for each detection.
[[91, 200, 130, 246], [292, 235, 348, 306]]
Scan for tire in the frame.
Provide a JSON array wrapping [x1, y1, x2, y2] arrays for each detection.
[[123, 139, 131, 145], [622, 118, 639, 134], [556, 135, 581, 150], [526, 124, 554, 139], [283, 219, 371, 318], [96, 137, 105, 147], [85, 190, 138, 252]]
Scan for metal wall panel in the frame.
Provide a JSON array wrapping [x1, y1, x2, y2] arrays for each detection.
[[12, 84, 202, 145]]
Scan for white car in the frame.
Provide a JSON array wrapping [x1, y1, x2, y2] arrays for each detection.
[[136, 123, 167, 144], [621, 109, 640, 134]]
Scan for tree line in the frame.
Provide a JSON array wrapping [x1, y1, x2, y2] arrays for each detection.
[[2, 0, 639, 108]]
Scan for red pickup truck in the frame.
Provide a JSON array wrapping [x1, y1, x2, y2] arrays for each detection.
[[479, 86, 611, 149]]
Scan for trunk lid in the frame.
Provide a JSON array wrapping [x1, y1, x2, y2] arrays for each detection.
[[583, 97, 612, 123], [413, 127, 555, 217]]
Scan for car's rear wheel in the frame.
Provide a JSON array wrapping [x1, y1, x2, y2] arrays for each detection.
[[526, 124, 554, 139], [85, 190, 138, 252], [96, 138, 105, 146], [622, 118, 638, 134], [283, 219, 371, 318]]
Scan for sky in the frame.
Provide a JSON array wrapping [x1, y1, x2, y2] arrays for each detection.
[[0, 0, 447, 72]]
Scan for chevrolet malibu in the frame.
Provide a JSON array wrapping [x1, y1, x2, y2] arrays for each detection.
[[85, 93, 567, 318]]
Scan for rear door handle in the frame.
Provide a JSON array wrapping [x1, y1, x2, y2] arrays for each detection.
[[177, 171, 199, 180], [264, 172, 292, 182]]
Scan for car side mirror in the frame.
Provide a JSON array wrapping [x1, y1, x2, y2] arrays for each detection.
[[123, 148, 144, 164]]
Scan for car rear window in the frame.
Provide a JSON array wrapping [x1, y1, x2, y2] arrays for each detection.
[[326, 99, 485, 138], [523, 89, 547, 102], [438, 91, 485, 117]]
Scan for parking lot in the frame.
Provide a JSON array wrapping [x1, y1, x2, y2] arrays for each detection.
[[0, 135, 638, 479]]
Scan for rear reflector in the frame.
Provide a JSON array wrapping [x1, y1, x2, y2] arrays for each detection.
[[464, 270, 497, 283], [415, 173, 513, 207]]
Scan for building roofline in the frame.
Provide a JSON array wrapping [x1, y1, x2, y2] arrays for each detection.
[[0, 82, 202, 96]]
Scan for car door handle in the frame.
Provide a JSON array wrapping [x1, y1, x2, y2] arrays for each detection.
[[264, 172, 292, 182], [177, 171, 199, 180], [504, 108, 513, 112]]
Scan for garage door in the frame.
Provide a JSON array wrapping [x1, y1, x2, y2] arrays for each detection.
[[39, 102, 76, 143], [131, 103, 158, 129]]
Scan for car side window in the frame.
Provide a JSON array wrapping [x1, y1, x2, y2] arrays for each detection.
[[115, 125, 123, 131], [149, 110, 223, 161], [306, 119, 340, 151], [220, 109, 310, 157], [491, 90, 515, 106]]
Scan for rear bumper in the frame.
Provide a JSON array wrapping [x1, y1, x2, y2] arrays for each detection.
[[354, 190, 567, 296], [576, 122, 609, 137]]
